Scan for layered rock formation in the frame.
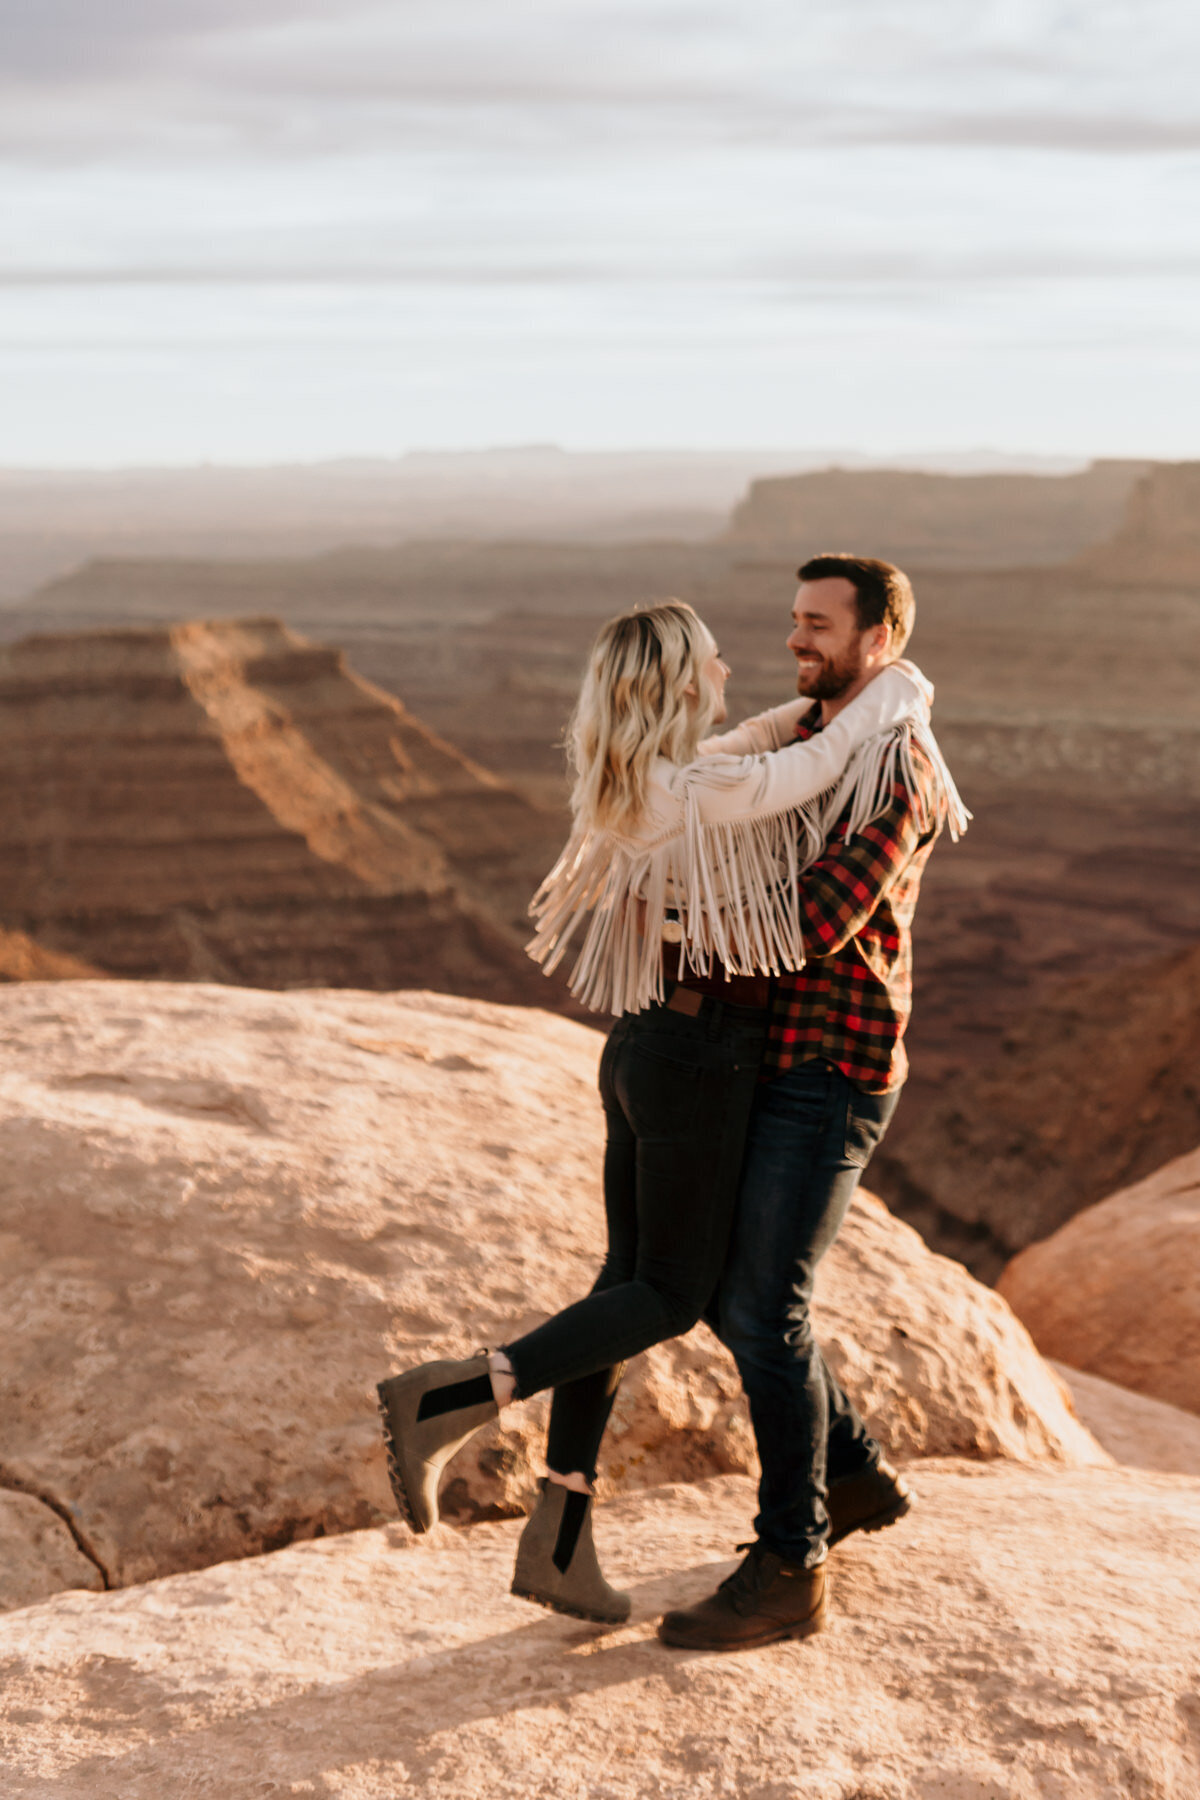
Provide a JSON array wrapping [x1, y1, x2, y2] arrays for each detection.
[[1075, 459, 1200, 585], [999, 1145, 1200, 1418], [877, 941, 1200, 1281], [723, 459, 1150, 568], [0, 619, 563, 1001], [0, 979, 1103, 1601], [1, 1464, 1197, 1800]]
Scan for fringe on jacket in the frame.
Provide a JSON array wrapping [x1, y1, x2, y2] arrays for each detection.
[[526, 717, 970, 1017]]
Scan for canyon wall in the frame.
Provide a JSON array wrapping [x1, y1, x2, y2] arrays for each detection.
[[0, 619, 563, 1002], [876, 941, 1200, 1282]]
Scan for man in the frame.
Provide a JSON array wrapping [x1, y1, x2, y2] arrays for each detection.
[[659, 553, 965, 1652]]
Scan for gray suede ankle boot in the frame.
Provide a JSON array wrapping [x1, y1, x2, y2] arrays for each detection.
[[511, 1480, 632, 1624], [376, 1351, 498, 1534]]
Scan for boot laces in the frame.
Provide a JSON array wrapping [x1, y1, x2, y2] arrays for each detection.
[[719, 1542, 773, 1616]]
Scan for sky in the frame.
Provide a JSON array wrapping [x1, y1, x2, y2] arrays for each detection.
[[1, 0, 1198, 465]]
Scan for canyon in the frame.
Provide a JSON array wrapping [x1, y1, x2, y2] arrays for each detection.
[[2, 457, 1197, 1268], [0, 618, 563, 1006], [5, 462, 1198, 1263]]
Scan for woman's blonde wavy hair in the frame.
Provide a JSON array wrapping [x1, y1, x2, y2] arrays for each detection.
[[568, 600, 720, 835]]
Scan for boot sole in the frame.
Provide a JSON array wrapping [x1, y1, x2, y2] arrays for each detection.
[[658, 1597, 828, 1652], [511, 1581, 631, 1626], [828, 1491, 913, 1549], [376, 1381, 426, 1535]]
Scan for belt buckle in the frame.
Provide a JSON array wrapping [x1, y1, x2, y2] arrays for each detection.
[[666, 984, 705, 1018]]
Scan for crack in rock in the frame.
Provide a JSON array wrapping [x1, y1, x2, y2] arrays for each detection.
[[0, 1464, 111, 1590]]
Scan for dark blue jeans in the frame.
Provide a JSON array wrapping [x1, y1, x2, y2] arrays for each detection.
[[712, 1060, 900, 1567]]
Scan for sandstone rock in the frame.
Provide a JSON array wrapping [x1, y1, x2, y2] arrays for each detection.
[[808, 1192, 1104, 1467], [0, 981, 1104, 1599], [877, 942, 1200, 1280], [0, 1462, 1196, 1800], [592, 1184, 1107, 1503], [0, 928, 100, 982], [1050, 1361, 1200, 1478], [1075, 459, 1200, 585], [0, 619, 564, 1004], [0, 1490, 104, 1611], [999, 1145, 1200, 1418], [723, 459, 1150, 568]]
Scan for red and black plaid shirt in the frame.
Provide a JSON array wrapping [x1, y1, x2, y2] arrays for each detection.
[[763, 709, 944, 1093]]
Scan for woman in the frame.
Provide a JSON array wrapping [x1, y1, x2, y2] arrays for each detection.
[[377, 600, 931, 1623]]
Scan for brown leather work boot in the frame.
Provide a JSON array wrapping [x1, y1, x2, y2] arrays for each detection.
[[658, 1543, 828, 1651], [826, 1458, 914, 1548]]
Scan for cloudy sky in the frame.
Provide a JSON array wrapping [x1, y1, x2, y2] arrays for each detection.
[[1, 0, 1198, 464]]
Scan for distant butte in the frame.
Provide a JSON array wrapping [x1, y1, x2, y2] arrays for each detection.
[[1073, 460, 1200, 585], [0, 618, 567, 1004], [723, 458, 1153, 569]]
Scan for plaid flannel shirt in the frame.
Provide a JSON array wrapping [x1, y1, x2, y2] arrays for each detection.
[[763, 708, 943, 1093]]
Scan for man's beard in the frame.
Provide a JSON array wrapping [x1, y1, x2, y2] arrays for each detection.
[[794, 641, 866, 702]]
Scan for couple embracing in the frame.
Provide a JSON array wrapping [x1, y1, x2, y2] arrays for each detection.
[[378, 552, 967, 1652]]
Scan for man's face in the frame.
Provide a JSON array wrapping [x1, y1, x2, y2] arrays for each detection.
[[787, 576, 878, 701]]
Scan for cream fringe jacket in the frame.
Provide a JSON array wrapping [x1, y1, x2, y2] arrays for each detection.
[[527, 661, 968, 1017]]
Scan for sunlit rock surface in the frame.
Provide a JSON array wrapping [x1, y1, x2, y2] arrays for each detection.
[[0, 981, 1102, 1599], [0, 1463, 1196, 1800], [1000, 1144, 1200, 1418]]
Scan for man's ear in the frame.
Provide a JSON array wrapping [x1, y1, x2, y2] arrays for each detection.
[[866, 622, 892, 662]]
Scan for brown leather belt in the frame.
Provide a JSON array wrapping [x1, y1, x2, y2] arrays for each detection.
[[664, 977, 772, 1017]]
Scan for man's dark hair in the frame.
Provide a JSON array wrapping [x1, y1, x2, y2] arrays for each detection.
[[796, 553, 915, 654]]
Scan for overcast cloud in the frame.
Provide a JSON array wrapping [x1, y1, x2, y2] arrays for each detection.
[[0, 0, 1197, 461]]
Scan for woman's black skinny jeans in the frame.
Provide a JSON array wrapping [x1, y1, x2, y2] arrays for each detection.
[[501, 996, 767, 1482]]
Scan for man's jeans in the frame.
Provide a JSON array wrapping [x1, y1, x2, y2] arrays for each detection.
[[712, 1060, 900, 1567]]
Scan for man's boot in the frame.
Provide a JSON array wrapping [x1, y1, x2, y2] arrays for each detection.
[[511, 1481, 632, 1624], [376, 1351, 498, 1533], [826, 1458, 914, 1547], [658, 1543, 827, 1651]]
